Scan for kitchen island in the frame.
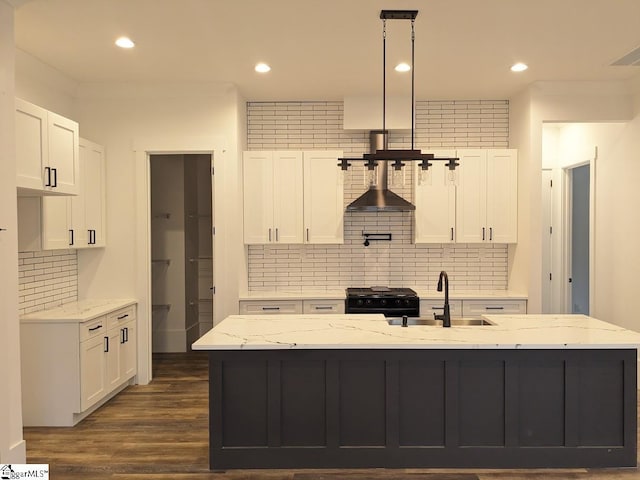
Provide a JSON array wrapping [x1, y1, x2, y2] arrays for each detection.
[[192, 314, 640, 470]]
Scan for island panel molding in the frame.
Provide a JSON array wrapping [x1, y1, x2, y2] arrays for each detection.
[[207, 348, 636, 469]]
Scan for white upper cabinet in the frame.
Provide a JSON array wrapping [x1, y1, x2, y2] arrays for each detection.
[[456, 149, 517, 243], [243, 150, 344, 245], [303, 151, 344, 244], [243, 151, 303, 244], [414, 149, 457, 243], [485, 149, 518, 243], [19, 139, 107, 251], [16, 98, 79, 196], [78, 139, 106, 247]]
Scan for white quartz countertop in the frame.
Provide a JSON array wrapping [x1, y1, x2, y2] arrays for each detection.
[[192, 314, 640, 350], [239, 290, 527, 301], [20, 299, 137, 323]]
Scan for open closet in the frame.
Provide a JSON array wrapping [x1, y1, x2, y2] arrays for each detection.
[[150, 154, 213, 352]]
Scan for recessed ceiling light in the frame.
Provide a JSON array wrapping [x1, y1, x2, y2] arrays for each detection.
[[255, 63, 271, 73], [510, 62, 528, 72], [115, 37, 135, 49], [395, 63, 411, 72]]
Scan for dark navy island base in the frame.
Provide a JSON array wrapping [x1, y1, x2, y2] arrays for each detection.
[[206, 348, 637, 470]]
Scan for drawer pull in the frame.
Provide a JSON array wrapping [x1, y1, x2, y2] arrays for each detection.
[[104, 336, 109, 353], [88, 324, 103, 332], [485, 306, 505, 310], [117, 314, 129, 320], [262, 306, 280, 311], [431, 306, 444, 310], [314, 306, 334, 310]]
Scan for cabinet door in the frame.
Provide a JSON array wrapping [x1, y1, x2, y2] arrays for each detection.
[[239, 300, 303, 314], [243, 152, 275, 243], [273, 151, 303, 244], [414, 150, 456, 243], [106, 327, 122, 391], [120, 320, 137, 379], [456, 150, 487, 243], [47, 111, 79, 195], [80, 335, 107, 411], [303, 151, 344, 244], [486, 149, 518, 243], [41, 196, 73, 249], [15, 98, 48, 191], [462, 299, 527, 316], [79, 139, 106, 247]]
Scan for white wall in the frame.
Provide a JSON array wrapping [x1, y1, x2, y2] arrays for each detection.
[[0, 0, 26, 463], [590, 112, 640, 332], [510, 80, 636, 316]]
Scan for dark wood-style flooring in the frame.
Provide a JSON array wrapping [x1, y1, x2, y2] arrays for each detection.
[[24, 352, 640, 479]]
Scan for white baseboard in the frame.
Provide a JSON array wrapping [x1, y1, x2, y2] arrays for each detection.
[[3, 439, 26, 463]]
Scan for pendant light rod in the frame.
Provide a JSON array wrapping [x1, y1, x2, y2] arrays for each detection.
[[382, 18, 386, 136], [411, 17, 415, 151]]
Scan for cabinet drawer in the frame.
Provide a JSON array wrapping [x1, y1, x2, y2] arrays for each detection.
[[79, 316, 107, 342], [239, 300, 303, 315], [107, 305, 136, 330], [303, 300, 345, 314], [420, 299, 462, 317], [462, 300, 527, 316]]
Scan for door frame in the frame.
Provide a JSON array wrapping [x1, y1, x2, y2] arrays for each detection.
[[134, 136, 223, 384]]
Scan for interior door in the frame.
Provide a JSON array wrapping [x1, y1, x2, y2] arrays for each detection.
[[569, 164, 590, 314]]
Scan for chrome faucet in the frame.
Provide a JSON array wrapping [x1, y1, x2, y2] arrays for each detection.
[[435, 271, 451, 327]]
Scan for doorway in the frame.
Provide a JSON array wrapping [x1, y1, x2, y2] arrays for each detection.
[[567, 164, 590, 314], [150, 154, 214, 352]]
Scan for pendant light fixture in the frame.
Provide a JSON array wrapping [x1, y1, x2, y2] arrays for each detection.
[[338, 10, 460, 174]]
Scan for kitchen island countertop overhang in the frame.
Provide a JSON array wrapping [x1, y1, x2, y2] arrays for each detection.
[[192, 313, 640, 350]]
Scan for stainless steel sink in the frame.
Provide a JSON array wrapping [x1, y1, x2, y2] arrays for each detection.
[[387, 317, 494, 326]]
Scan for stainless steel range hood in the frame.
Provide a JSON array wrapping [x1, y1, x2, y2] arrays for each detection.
[[346, 131, 415, 212]]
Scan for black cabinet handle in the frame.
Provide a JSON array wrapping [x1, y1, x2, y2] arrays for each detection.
[[268, 228, 272, 242], [485, 306, 505, 310], [489, 227, 493, 241], [104, 336, 109, 352], [117, 313, 129, 320], [88, 324, 102, 332], [275, 228, 279, 242], [314, 306, 334, 310], [51, 168, 57, 187], [69, 229, 74, 246], [87, 229, 96, 245], [125, 327, 129, 343], [120, 328, 126, 344], [450, 227, 454, 241], [482, 227, 485, 241], [262, 306, 280, 311], [44, 167, 51, 187]]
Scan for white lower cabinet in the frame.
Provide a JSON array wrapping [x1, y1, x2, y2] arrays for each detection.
[[461, 299, 527, 316], [21, 302, 137, 426], [239, 300, 303, 315], [303, 299, 345, 314], [420, 299, 463, 317]]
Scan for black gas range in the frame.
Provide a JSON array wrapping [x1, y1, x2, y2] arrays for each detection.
[[345, 287, 419, 317]]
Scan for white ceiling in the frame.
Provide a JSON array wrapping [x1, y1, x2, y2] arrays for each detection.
[[13, 0, 640, 101]]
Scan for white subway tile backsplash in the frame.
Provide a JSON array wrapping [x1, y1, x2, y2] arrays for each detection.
[[246, 99, 510, 292], [18, 249, 78, 315]]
